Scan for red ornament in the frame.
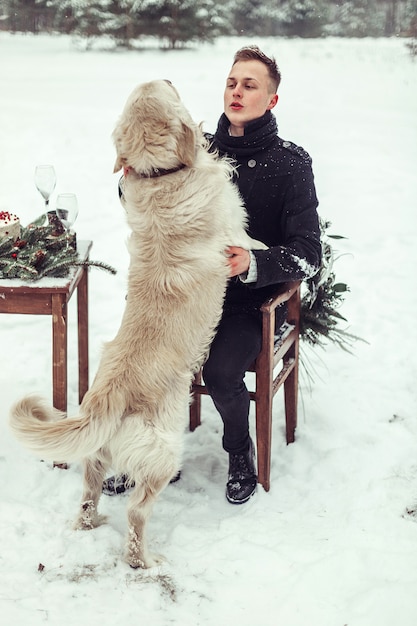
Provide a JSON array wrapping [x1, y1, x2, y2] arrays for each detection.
[[0, 210, 18, 223]]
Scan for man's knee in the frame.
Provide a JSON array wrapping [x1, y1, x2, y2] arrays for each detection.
[[202, 359, 227, 393], [203, 313, 262, 394]]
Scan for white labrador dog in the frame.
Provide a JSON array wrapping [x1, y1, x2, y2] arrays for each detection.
[[9, 79, 266, 568]]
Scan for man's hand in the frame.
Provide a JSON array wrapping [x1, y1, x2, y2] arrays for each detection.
[[226, 246, 251, 277]]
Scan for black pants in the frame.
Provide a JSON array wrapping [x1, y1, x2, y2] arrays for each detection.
[[202, 313, 263, 455]]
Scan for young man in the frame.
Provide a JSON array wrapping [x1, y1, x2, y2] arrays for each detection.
[[103, 46, 321, 504], [202, 46, 321, 504]]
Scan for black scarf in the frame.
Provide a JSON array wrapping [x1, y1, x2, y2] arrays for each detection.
[[213, 110, 278, 158]]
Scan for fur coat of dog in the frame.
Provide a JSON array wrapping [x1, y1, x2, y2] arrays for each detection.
[[9, 79, 265, 568]]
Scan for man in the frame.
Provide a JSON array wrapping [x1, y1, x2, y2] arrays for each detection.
[[202, 46, 321, 505], [103, 45, 321, 504]]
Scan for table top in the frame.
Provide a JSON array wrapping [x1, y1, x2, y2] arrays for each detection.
[[0, 240, 92, 295]]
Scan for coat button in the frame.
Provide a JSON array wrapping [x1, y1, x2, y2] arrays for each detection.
[[283, 141, 291, 148], [248, 159, 256, 168]]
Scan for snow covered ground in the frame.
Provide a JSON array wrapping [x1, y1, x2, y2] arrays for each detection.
[[0, 33, 416, 626]]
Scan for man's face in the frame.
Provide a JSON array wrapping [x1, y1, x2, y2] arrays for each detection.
[[224, 59, 278, 136]]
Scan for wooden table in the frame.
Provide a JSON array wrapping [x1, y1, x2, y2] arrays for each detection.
[[0, 240, 92, 412]]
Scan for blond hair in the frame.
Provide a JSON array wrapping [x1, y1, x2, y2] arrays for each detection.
[[233, 45, 281, 92]]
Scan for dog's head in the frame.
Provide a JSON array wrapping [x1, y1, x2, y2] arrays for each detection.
[[113, 80, 201, 175]]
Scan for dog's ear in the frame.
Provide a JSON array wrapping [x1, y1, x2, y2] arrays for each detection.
[[113, 154, 128, 173], [112, 121, 129, 172], [176, 123, 196, 168], [113, 156, 123, 173]]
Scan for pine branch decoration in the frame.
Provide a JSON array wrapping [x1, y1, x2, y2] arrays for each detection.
[[300, 220, 365, 352], [0, 214, 116, 280]]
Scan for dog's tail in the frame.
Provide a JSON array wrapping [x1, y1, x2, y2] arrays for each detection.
[[9, 391, 123, 463]]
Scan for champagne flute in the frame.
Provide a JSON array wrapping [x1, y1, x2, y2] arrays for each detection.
[[56, 193, 78, 249], [34, 164, 56, 210]]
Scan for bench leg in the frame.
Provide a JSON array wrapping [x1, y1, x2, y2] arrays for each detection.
[[284, 365, 298, 444], [255, 372, 273, 493], [52, 293, 68, 469], [52, 293, 67, 413], [190, 371, 202, 431], [284, 336, 299, 444]]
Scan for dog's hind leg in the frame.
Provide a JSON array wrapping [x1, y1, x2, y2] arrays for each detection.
[[125, 477, 169, 569], [73, 456, 108, 530]]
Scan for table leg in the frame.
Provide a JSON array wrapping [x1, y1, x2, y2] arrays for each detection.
[[52, 293, 68, 413], [77, 267, 89, 404]]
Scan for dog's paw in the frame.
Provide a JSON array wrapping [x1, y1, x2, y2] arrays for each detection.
[[125, 527, 165, 569], [127, 552, 165, 570], [73, 500, 106, 531]]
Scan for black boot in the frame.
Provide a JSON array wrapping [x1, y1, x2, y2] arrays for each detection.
[[226, 438, 257, 505], [102, 471, 181, 496], [102, 473, 134, 496]]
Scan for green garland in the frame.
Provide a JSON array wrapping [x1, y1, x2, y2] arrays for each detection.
[[300, 220, 364, 352], [1, 215, 361, 355], [0, 214, 116, 280]]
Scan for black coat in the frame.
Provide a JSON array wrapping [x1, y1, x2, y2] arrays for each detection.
[[210, 110, 321, 317]]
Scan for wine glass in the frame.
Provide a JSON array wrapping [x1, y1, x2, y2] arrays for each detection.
[[34, 164, 56, 210], [56, 193, 78, 248]]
